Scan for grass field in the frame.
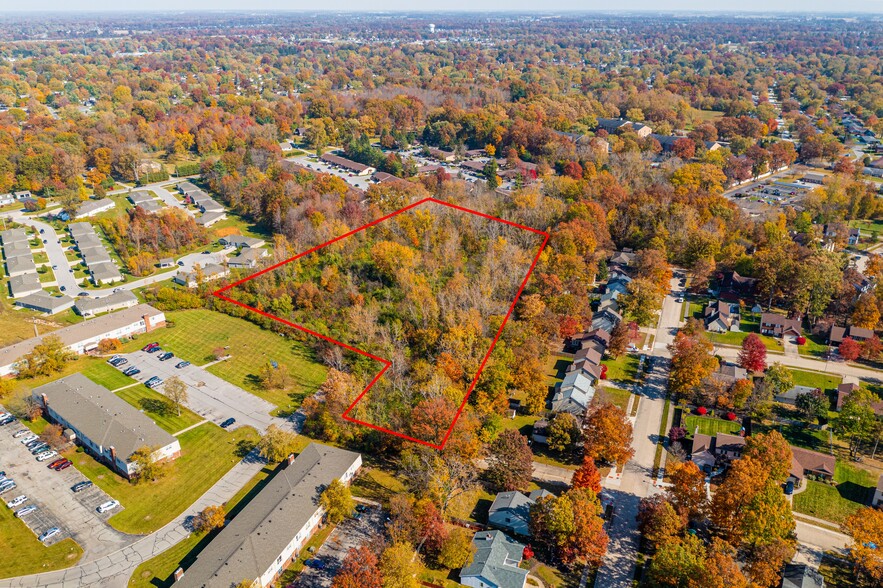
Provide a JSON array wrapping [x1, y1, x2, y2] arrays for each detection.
[[0, 295, 66, 347], [81, 361, 137, 391], [127, 464, 276, 588], [64, 423, 259, 534], [601, 354, 639, 385], [121, 309, 328, 414], [706, 314, 784, 351], [790, 369, 842, 393], [683, 414, 742, 437], [793, 461, 877, 524], [596, 385, 631, 412], [351, 466, 408, 504], [0, 506, 83, 579], [115, 385, 204, 434]]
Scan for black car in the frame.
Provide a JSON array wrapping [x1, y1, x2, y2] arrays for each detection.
[[159, 352, 174, 361], [72, 481, 93, 493], [220, 418, 236, 429]]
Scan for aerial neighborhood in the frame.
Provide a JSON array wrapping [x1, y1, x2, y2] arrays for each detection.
[[0, 8, 882, 588]]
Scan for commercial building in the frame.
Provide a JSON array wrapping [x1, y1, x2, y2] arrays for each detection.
[[33, 373, 180, 478], [320, 153, 375, 176], [175, 443, 362, 587], [0, 303, 165, 376]]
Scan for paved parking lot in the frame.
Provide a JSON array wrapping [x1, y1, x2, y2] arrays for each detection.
[[292, 505, 386, 588], [112, 351, 289, 433], [0, 416, 132, 559]]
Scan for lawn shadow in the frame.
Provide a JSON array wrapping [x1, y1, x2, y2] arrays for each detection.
[[469, 497, 493, 523], [836, 480, 873, 504], [139, 397, 173, 417]]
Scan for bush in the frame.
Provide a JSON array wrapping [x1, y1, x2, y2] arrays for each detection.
[[176, 162, 201, 176], [725, 412, 737, 421], [696, 406, 708, 415], [796, 336, 807, 346], [137, 170, 170, 185]]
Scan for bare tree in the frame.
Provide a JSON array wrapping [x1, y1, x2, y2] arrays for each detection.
[[164, 376, 189, 416]]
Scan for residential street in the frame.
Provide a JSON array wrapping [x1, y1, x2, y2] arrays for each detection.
[[716, 345, 883, 381], [594, 275, 682, 587]]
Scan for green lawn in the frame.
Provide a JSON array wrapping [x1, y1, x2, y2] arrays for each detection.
[[115, 385, 204, 434], [64, 423, 260, 534], [683, 414, 742, 437], [0, 506, 83, 579], [596, 385, 631, 412], [0, 295, 65, 347], [706, 314, 784, 351], [789, 369, 842, 393], [793, 461, 877, 524], [798, 333, 830, 358], [351, 467, 407, 504], [601, 354, 639, 385], [544, 355, 568, 387], [121, 309, 328, 415], [127, 464, 276, 588], [206, 214, 270, 241], [754, 421, 830, 452], [82, 361, 137, 391]]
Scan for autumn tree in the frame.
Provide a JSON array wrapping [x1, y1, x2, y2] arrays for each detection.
[[256, 424, 300, 462], [834, 387, 880, 457], [333, 545, 383, 588], [529, 488, 608, 566], [667, 461, 708, 522], [16, 335, 74, 378], [763, 362, 793, 400], [380, 542, 421, 588], [839, 336, 862, 361], [795, 388, 828, 424], [571, 456, 602, 493], [742, 431, 793, 483], [844, 507, 883, 587], [637, 494, 686, 547], [607, 321, 629, 358], [97, 338, 122, 354], [163, 376, 189, 416], [582, 402, 635, 465], [852, 293, 881, 329], [436, 527, 476, 569], [194, 505, 226, 533], [621, 277, 663, 326], [320, 479, 355, 524], [744, 539, 796, 588], [131, 446, 169, 484], [547, 412, 580, 453], [485, 429, 533, 491], [862, 336, 883, 361], [738, 334, 767, 372], [668, 331, 718, 402], [40, 423, 65, 449]]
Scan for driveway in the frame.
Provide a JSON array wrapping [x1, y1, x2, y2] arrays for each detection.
[[292, 505, 386, 588], [111, 351, 291, 434], [0, 418, 133, 559]]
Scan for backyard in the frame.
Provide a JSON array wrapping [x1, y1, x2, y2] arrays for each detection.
[[793, 461, 877, 524], [0, 506, 83, 579], [63, 423, 260, 534], [705, 313, 784, 352], [682, 414, 742, 438], [120, 309, 328, 414]]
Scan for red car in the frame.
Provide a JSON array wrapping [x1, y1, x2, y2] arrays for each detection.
[[47, 458, 65, 469], [56, 461, 72, 471], [141, 342, 160, 352]]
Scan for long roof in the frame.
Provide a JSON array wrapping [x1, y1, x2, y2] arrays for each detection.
[[33, 373, 176, 460], [176, 443, 361, 588], [0, 303, 164, 369], [74, 290, 137, 315], [460, 530, 528, 588]]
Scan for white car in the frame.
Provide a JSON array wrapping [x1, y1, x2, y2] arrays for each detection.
[[97, 499, 120, 514], [36, 451, 58, 462], [14, 505, 37, 518], [20, 434, 38, 444], [6, 495, 27, 508], [12, 429, 30, 439], [39, 527, 60, 542]]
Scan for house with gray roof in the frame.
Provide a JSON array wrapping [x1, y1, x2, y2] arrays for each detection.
[[550, 368, 596, 415], [198, 199, 225, 214], [781, 563, 825, 588], [460, 530, 528, 588], [4, 240, 33, 259], [228, 247, 268, 269], [175, 443, 361, 588], [76, 198, 115, 218], [74, 290, 138, 317], [5, 254, 36, 277], [90, 261, 123, 285], [14, 292, 74, 315], [177, 181, 199, 195], [0, 303, 165, 376], [487, 489, 552, 538], [68, 222, 96, 240], [219, 235, 266, 249], [128, 191, 153, 205], [0, 228, 29, 245], [173, 263, 230, 288], [195, 211, 226, 227], [774, 385, 820, 407], [33, 373, 180, 478], [8, 272, 41, 299], [136, 200, 162, 213]]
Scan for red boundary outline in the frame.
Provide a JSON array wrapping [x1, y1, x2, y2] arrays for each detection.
[[213, 197, 550, 450]]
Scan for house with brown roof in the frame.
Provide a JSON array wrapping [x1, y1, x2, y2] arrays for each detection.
[[760, 312, 802, 338], [716, 271, 758, 301], [789, 447, 836, 487], [689, 431, 746, 472], [829, 325, 875, 345], [704, 300, 739, 333], [836, 381, 883, 416]]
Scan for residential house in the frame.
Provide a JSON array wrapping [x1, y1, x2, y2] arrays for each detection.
[[174, 443, 361, 588], [550, 369, 596, 415], [14, 292, 74, 315], [710, 363, 748, 387], [789, 447, 836, 487], [371, 171, 397, 183], [774, 385, 820, 407], [0, 303, 165, 376], [76, 198, 115, 218], [781, 564, 825, 588], [704, 300, 740, 333], [158, 258, 175, 269], [591, 307, 622, 335], [835, 382, 861, 411], [716, 271, 758, 301], [34, 373, 181, 478], [13, 190, 32, 200], [0, 193, 13, 206], [198, 199, 225, 214], [90, 262, 123, 285], [487, 490, 552, 538], [803, 173, 827, 185], [848, 228, 861, 246], [128, 191, 153, 206], [320, 153, 375, 176], [829, 325, 874, 345], [136, 200, 162, 213], [195, 211, 227, 227], [0, 228, 29, 245], [74, 290, 138, 317], [609, 250, 636, 266], [459, 530, 529, 588], [690, 431, 746, 472], [228, 248, 268, 269], [8, 273, 42, 299], [428, 148, 456, 162], [5, 255, 37, 278], [177, 181, 199, 195], [759, 312, 802, 338], [596, 118, 653, 138], [173, 263, 230, 288], [219, 235, 266, 249]]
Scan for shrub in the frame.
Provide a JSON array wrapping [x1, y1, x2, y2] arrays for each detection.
[[726, 412, 737, 421], [796, 336, 807, 346], [696, 406, 708, 415]]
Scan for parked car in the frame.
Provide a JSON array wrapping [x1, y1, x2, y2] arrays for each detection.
[[72, 481, 93, 493], [110, 358, 128, 367], [25, 438, 43, 449], [175, 361, 190, 369], [97, 499, 120, 514], [51, 459, 71, 470], [0, 416, 15, 426], [12, 429, 30, 439], [142, 342, 160, 352], [177, 261, 184, 266], [37, 451, 58, 462], [220, 418, 236, 429], [39, 527, 60, 542], [0, 482, 17, 494], [147, 346, 162, 354], [6, 495, 27, 509], [145, 377, 163, 389], [15, 505, 37, 518], [125, 367, 141, 376], [159, 352, 174, 361], [57, 461, 72, 471], [47, 458, 66, 469], [20, 434, 38, 444], [78, 292, 88, 297], [305, 559, 326, 570]]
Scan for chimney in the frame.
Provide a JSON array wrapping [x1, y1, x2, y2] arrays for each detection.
[[173, 568, 184, 582], [143, 314, 153, 332], [109, 446, 116, 465], [286, 453, 295, 466], [41, 393, 48, 408]]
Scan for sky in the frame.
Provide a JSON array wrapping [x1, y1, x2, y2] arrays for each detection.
[[2, 1, 883, 13]]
